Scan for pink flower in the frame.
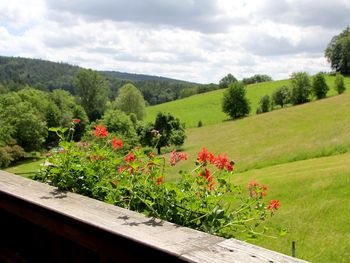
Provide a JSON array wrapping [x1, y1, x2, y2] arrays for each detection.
[[169, 150, 188, 166]]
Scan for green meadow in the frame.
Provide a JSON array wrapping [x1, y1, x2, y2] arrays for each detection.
[[233, 153, 350, 263], [160, 90, 350, 262], [145, 75, 350, 128], [168, 92, 350, 175]]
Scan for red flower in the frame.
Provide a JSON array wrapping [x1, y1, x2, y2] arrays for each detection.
[[197, 147, 215, 164], [72, 119, 81, 123], [209, 181, 216, 191], [267, 200, 280, 210], [169, 150, 188, 166], [214, 154, 234, 171], [112, 137, 123, 149], [125, 153, 136, 163], [117, 166, 126, 173], [93, 125, 109, 137], [156, 176, 164, 185]]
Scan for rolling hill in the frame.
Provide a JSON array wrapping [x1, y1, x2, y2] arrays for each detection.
[[145, 75, 350, 127], [160, 90, 350, 262], [0, 55, 200, 105]]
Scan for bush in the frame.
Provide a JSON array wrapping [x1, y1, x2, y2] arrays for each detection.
[[0, 143, 25, 168], [312, 73, 329, 99], [334, 73, 346, 94], [256, 95, 271, 114], [198, 120, 203, 127], [36, 125, 281, 239]]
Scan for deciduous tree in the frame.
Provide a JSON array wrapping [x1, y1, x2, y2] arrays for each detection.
[[74, 69, 109, 121], [222, 82, 250, 119]]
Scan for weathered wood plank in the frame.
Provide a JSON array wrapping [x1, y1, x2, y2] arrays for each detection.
[[0, 171, 309, 262]]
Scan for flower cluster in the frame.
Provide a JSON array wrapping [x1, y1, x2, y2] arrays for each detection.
[[93, 125, 109, 137], [267, 199, 281, 210], [169, 150, 188, 166], [112, 137, 123, 149], [37, 125, 281, 240], [197, 147, 234, 171]]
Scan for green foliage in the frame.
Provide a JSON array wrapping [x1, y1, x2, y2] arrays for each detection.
[[35, 128, 279, 239], [198, 120, 203, 127], [325, 27, 350, 74], [219, 73, 238, 89], [312, 72, 329, 99], [334, 73, 346, 94], [0, 141, 25, 168], [142, 112, 186, 154], [290, 72, 312, 105], [0, 92, 48, 151], [272, 86, 291, 108], [242, 74, 272, 85], [256, 95, 271, 114], [74, 69, 109, 121], [101, 109, 139, 150], [113, 83, 146, 120], [222, 82, 251, 119]]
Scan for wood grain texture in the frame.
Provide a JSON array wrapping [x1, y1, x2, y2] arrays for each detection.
[[0, 171, 309, 262]]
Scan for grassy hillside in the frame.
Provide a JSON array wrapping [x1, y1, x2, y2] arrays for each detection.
[[145, 75, 350, 127], [161, 92, 350, 262], [166, 92, 350, 175], [232, 153, 350, 263]]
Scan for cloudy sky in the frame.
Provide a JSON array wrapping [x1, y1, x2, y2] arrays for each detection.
[[0, 0, 349, 83]]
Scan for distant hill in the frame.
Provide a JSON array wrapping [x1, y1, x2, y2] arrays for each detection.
[[101, 70, 196, 84], [0, 56, 202, 105]]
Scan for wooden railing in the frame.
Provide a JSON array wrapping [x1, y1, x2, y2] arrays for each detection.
[[0, 171, 308, 263]]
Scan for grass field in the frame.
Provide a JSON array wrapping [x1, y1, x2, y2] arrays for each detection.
[[145, 75, 350, 128], [4, 158, 44, 178], [167, 92, 350, 176], [232, 153, 350, 263]]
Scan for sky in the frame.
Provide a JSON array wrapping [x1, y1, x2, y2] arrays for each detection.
[[0, 0, 349, 83]]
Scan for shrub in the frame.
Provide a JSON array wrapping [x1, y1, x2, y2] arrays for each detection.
[[198, 120, 203, 127], [334, 73, 346, 94], [36, 124, 280, 239], [312, 73, 329, 99], [256, 95, 271, 114], [0, 143, 25, 168]]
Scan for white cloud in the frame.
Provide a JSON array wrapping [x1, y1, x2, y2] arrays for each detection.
[[0, 0, 348, 83]]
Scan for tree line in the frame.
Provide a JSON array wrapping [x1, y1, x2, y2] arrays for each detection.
[[222, 72, 346, 119], [0, 70, 186, 167]]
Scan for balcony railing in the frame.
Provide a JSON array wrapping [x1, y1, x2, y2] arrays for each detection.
[[0, 171, 308, 262]]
